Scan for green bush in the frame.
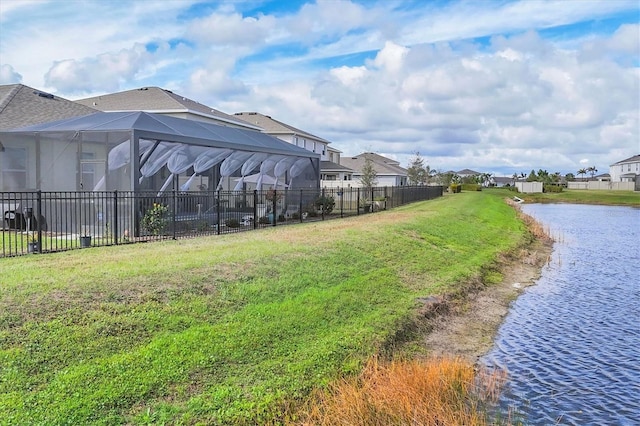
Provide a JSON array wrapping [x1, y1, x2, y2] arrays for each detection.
[[449, 184, 462, 193], [225, 218, 240, 228], [314, 195, 335, 215], [141, 203, 169, 235], [543, 184, 563, 193], [258, 216, 270, 224], [461, 184, 481, 191]]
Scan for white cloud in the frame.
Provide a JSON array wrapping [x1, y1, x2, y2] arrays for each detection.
[[0, 64, 22, 84], [0, 0, 637, 175]]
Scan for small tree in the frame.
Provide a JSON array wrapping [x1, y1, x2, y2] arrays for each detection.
[[359, 156, 378, 190], [407, 152, 427, 185], [526, 169, 538, 182], [587, 166, 598, 179], [565, 172, 575, 182]]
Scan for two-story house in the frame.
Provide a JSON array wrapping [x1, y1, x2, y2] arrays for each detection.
[[609, 154, 640, 183]]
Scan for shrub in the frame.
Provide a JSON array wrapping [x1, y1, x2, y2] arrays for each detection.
[[314, 195, 335, 215], [291, 212, 300, 220], [544, 184, 563, 193], [225, 218, 240, 228], [278, 214, 286, 222], [258, 216, 270, 224], [461, 184, 481, 191], [141, 203, 169, 235], [449, 184, 462, 193]]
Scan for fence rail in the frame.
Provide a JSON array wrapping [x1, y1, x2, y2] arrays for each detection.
[[1, 185, 443, 257]]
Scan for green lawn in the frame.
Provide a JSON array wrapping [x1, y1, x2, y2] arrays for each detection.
[[0, 192, 530, 425], [502, 188, 640, 206]]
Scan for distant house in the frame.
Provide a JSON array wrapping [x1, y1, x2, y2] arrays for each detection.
[[455, 169, 481, 179], [491, 176, 514, 187], [76, 86, 258, 130], [340, 152, 407, 188], [609, 154, 640, 183]]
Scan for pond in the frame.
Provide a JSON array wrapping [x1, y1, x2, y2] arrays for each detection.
[[482, 203, 640, 425]]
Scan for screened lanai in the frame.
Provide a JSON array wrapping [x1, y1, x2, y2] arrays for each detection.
[[0, 111, 320, 192]]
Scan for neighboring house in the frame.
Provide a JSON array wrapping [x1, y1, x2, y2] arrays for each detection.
[[233, 111, 354, 187], [76, 87, 259, 130], [594, 173, 611, 182], [491, 176, 514, 187], [609, 154, 640, 182], [455, 169, 481, 179], [233, 112, 330, 159], [340, 152, 408, 188], [320, 161, 354, 188], [0, 84, 96, 130]]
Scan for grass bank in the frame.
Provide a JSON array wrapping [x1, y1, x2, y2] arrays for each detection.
[[501, 188, 640, 206], [1, 191, 531, 425]]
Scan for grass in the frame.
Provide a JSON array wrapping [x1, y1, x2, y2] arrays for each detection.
[[0, 191, 531, 425], [296, 356, 507, 426], [499, 188, 640, 206]]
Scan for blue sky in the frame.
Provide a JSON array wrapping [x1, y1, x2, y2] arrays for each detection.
[[1, 0, 638, 176]]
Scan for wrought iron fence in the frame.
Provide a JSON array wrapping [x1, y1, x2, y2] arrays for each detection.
[[1, 185, 443, 257]]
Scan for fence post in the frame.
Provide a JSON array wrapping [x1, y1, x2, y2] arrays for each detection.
[[172, 189, 177, 240], [357, 187, 361, 215], [113, 191, 119, 245], [299, 189, 303, 223], [36, 190, 42, 251], [272, 190, 277, 226], [253, 190, 258, 229], [321, 187, 325, 221], [216, 190, 221, 235]]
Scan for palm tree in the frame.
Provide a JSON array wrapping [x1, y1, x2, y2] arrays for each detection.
[[577, 168, 587, 181], [587, 166, 598, 179]]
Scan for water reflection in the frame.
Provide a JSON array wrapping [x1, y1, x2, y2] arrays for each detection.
[[482, 204, 640, 425]]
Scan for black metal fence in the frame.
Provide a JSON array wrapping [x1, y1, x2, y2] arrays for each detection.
[[1, 185, 443, 257]]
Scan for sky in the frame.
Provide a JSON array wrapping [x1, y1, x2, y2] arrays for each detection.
[[1, 0, 638, 177]]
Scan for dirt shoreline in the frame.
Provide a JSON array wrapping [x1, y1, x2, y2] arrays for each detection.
[[420, 231, 554, 364]]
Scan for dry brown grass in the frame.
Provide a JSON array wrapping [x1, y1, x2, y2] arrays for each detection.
[[293, 356, 507, 426]]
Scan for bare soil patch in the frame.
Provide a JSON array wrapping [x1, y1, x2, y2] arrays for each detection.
[[421, 238, 553, 363]]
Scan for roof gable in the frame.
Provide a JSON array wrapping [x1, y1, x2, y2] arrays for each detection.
[[0, 84, 97, 130], [234, 112, 329, 143], [75, 87, 254, 129], [340, 152, 407, 175], [611, 154, 640, 165]]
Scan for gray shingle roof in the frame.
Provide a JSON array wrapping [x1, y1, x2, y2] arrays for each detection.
[[0, 84, 97, 130], [320, 161, 353, 172], [340, 152, 407, 176], [234, 112, 330, 143], [611, 154, 640, 165], [75, 87, 255, 129]]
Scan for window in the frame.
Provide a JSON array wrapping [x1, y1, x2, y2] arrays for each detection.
[[293, 136, 298, 145], [1, 147, 27, 190]]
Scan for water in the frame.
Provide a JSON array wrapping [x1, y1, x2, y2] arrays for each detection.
[[482, 204, 640, 425]]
